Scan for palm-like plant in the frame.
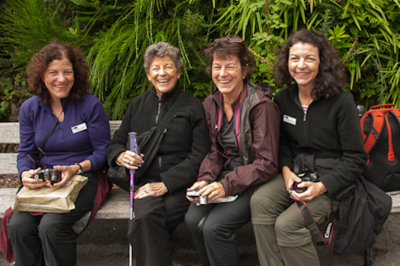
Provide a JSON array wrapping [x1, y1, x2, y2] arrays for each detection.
[[87, 0, 218, 119]]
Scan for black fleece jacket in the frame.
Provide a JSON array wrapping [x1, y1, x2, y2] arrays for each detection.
[[107, 84, 210, 193], [274, 85, 367, 196]]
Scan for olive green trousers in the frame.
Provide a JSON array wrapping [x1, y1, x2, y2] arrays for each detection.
[[250, 174, 336, 266]]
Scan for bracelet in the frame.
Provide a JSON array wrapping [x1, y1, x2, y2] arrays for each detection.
[[74, 163, 83, 175]]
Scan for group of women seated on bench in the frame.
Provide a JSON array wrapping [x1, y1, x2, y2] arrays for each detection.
[[7, 28, 366, 266]]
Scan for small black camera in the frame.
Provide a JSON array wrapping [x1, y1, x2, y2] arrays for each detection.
[[34, 169, 62, 185], [292, 171, 319, 193]]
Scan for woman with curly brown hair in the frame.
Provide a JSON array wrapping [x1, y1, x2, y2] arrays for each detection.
[[8, 40, 110, 266], [250, 29, 367, 266]]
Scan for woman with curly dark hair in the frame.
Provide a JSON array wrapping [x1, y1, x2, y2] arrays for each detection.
[[250, 29, 367, 265], [7, 40, 110, 266], [26, 41, 90, 105]]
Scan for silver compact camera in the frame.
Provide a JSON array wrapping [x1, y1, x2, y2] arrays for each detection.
[[186, 190, 208, 205]]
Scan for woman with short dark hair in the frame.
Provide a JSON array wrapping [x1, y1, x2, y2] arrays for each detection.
[[185, 36, 280, 266], [250, 29, 367, 266], [107, 41, 210, 266]]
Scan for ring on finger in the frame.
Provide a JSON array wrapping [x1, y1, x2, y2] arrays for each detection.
[[128, 160, 133, 165]]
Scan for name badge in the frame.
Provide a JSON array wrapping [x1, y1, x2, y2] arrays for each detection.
[[283, 115, 296, 126], [71, 122, 87, 134]]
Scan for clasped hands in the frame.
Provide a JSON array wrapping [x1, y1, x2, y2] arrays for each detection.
[[186, 180, 226, 203], [283, 166, 327, 201]]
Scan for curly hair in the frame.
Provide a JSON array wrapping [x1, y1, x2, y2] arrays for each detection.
[[143, 42, 183, 73], [274, 29, 346, 100], [26, 40, 89, 105], [204, 35, 254, 83]]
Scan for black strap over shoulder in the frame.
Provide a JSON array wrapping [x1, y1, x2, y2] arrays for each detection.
[[38, 118, 59, 156]]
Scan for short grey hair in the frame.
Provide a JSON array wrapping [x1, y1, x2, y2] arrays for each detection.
[[143, 42, 183, 73]]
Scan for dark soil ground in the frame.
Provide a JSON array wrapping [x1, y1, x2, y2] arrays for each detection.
[[0, 175, 19, 188]]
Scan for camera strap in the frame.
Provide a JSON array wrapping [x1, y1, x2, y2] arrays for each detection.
[[37, 118, 59, 158], [293, 199, 335, 246]]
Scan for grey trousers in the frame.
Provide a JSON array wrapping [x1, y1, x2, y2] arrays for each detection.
[[250, 174, 335, 266]]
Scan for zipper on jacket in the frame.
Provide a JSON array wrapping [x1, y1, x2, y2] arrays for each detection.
[[303, 111, 307, 122], [155, 100, 162, 125]]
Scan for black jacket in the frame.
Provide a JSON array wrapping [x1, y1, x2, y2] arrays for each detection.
[[274, 85, 367, 196], [107, 84, 210, 193]]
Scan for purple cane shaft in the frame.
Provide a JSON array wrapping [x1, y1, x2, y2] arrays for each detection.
[[129, 172, 134, 219], [128, 132, 139, 220]]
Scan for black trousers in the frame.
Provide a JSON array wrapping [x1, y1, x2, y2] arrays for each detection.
[[128, 187, 189, 266], [185, 191, 251, 266], [8, 172, 97, 266]]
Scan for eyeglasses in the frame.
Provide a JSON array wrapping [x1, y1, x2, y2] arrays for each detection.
[[214, 36, 244, 44]]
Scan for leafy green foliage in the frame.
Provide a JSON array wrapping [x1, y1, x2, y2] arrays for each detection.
[[87, 0, 216, 119], [0, 0, 399, 120], [0, 75, 31, 121]]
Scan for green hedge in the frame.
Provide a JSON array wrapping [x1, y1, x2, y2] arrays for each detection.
[[1, 0, 399, 119]]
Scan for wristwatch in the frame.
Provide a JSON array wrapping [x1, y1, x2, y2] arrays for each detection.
[[75, 163, 83, 175]]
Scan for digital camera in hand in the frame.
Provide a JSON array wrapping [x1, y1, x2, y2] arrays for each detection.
[[292, 171, 319, 193], [186, 190, 208, 205], [34, 169, 62, 185]]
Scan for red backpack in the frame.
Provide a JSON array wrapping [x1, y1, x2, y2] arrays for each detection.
[[360, 103, 400, 192]]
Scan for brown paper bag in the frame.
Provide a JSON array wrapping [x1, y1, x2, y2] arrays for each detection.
[[13, 175, 88, 213]]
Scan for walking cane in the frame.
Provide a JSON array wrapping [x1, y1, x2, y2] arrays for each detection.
[[128, 132, 139, 266]]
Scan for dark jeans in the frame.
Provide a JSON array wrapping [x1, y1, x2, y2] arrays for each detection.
[[185, 191, 251, 266], [128, 187, 189, 266]]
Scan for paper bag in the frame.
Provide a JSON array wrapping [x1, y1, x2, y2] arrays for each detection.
[[13, 175, 88, 213]]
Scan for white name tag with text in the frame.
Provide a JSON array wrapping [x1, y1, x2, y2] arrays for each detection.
[[71, 122, 87, 134], [283, 115, 296, 126]]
